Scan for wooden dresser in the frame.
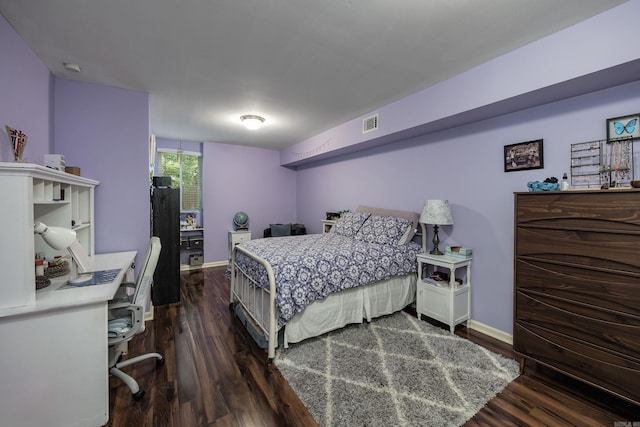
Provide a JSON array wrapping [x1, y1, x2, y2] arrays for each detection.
[[514, 189, 640, 406]]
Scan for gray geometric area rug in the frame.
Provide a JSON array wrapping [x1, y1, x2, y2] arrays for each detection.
[[274, 310, 519, 427]]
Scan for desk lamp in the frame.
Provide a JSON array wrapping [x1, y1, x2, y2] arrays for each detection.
[[420, 200, 454, 255], [34, 222, 76, 249], [34, 222, 92, 282]]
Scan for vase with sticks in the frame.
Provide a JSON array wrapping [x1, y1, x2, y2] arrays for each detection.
[[5, 125, 28, 162]]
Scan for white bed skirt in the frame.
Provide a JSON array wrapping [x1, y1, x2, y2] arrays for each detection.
[[283, 274, 417, 346]]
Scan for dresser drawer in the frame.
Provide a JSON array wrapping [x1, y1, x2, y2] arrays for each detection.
[[516, 227, 640, 273], [514, 323, 640, 406], [515, 292, 640, 358], [515, 191, 640, 231], [515, 259, 640, 316]]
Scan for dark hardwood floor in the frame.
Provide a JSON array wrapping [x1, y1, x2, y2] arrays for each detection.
[[107, 267, 640, 426]]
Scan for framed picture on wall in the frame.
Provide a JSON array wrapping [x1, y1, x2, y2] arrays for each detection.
[[504, 139, 544, 172], [606, 113, 640, 140]]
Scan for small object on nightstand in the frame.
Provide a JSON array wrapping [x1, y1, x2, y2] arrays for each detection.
[[445, 246, 472, 258]]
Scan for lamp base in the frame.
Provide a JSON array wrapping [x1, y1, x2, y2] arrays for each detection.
[[430, 224, 443, 255]]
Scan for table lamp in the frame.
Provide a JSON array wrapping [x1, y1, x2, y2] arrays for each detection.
[[420, 200, 454, 255]]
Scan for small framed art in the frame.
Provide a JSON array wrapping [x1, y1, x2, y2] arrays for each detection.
[[606, 113, 640, 140], [504, 139, 544, 172]]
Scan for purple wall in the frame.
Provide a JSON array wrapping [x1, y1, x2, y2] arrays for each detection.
[[0, 14, 52, 163], [202, 142, 296, 262], [296, 80, 640, 335], [54, 78, 150, 264], [282, 0, 640, 167]]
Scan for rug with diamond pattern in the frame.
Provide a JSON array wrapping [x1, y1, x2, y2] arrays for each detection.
[[274, 310, 519, 427]]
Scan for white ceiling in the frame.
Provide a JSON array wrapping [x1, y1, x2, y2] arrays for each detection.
[[0, 0, 627, 150]]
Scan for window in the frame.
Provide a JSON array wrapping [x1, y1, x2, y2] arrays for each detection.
[[157, 150, 202, 210]]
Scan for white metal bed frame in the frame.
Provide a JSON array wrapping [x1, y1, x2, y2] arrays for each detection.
[[229, 224, 426, 360]]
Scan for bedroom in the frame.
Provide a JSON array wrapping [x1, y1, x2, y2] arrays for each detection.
[[1, 1, 640, 425]]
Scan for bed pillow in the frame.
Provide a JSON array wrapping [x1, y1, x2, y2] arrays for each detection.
[[355, 214, 413, 246], [354, 205, 420, 244], [270, 223, 292, 237], [331, 212, 371, 237]]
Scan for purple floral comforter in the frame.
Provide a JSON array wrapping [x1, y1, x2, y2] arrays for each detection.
[[233, 233, 421, 325]]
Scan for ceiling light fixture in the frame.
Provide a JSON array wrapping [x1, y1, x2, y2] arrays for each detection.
[[240, 115, 265, 130]]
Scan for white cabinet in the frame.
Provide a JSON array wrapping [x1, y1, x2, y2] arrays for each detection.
[[228, 230, 251, 258], [416, 253, 472, 333], [0, 163, 98, 310], [321, 219, 336, 234]]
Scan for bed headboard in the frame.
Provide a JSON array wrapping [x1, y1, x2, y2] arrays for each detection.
[[354, 205, 426, 252]]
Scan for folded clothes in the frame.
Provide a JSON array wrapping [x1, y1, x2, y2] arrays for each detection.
[[527, 181, 560, 192], [108, 319, 132, 337]]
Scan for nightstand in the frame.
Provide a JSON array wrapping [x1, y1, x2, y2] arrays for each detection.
[[416, 253, 472, 333], [321, 220, 336, 234], [228, 230, 251, 259]]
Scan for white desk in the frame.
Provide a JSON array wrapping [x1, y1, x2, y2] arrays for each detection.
[[0, 251, 136, 427]]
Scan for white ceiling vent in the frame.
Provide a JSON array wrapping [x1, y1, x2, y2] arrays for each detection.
[[362, 114, 379, 134]]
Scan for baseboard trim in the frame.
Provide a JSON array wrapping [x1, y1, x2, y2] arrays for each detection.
[[469, 319, 513, 345], [180, 260, 227, 272]]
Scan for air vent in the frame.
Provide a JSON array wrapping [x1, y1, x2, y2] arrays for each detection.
[[362, 114, 379, 134]]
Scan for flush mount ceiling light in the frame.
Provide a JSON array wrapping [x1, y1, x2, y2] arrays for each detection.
[[63, 62, 82, 72], [240, 115, 265, 130]]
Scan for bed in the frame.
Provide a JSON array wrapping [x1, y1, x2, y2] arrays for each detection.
[[229, 205, 426, 359]]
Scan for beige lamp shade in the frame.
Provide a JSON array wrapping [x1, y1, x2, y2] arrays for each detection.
[[420, 200, 454, 225]]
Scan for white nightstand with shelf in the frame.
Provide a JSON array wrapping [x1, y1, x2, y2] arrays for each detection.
[[416, 253, 472, 333], [228, 230, 251, 258], [321, 220, 336, 234]]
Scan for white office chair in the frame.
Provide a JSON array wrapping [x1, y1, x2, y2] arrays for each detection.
[[108, 236, 164, 400]]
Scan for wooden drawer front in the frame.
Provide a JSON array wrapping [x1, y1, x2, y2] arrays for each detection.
[[515, 260, 640, 316], [514, 323, 640, 405], [515, 191, 640, 231], [516, 227, 640, 273], [515, 292, 640, 358]]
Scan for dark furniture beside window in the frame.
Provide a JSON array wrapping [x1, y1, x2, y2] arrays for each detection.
[[151, 186, 180, 305]]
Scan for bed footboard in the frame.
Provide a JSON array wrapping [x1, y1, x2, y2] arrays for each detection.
[[230, 245, 279, 359]]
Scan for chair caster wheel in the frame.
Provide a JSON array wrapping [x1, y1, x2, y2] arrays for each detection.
[[157, 357, 165, 366], [132, 390, 145, 401]]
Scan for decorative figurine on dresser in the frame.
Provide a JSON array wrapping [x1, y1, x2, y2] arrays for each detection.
[[514, 189, 640, 407]]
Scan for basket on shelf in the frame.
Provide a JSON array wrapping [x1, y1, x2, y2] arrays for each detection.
[[35, 275, 51, 290], [45, 260, 70, 278]]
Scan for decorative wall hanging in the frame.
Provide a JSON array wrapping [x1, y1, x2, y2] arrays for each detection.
[[606, 113, 640, 140], [504, 139, 544, 172]]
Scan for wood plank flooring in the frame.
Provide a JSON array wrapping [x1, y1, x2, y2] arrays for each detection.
[[107, 267, 640, 426]]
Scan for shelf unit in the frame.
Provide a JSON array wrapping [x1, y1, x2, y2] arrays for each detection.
[[0, 162, 98, 310], [180, 228, 204, 266]]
